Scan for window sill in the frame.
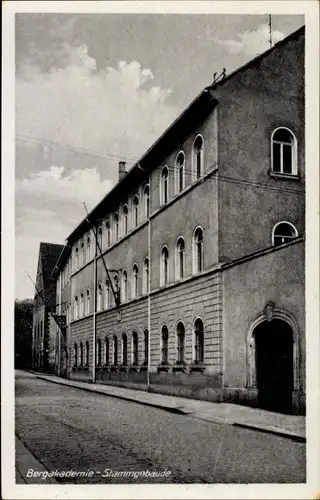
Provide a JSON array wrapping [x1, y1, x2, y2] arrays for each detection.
[[172, 364, 188, 373], [157, 364, 171, 373], [189, 363, 206, 373], [269, 171, 300, 181]]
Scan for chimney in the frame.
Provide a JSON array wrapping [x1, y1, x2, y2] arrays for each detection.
[[119, 161, 127, 181]]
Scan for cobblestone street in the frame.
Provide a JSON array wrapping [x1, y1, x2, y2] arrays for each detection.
[[15, 371, 306, 484]]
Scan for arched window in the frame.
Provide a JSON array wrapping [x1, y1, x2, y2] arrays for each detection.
[[122, 333, 128, 365], [132, 332, 139, 365], [75, 247, 79, 270], [74, 343, 78, 367], [132, 264, 139, 299], [96, 338, 102, 366], [85, 341, 89, 366], [161, 246, 169, 286], [143, 257, 149, 294], [176, 237, 185, 280], [194, 318, 204, 363], [104, 337, 109, 365], [272, 222, 298, 246], [106, 219, 111, 247], [80, 342, 84, 367], [80, 240, 85, 266], [177, 322, 185, 363], [193, 135, 204, 180], [160, 166, 169, 205], [97, 283, 102, 312], [161, 325, 169, 364], [113, 274, 119, 305], [144, 329, 149, 365], [98, 227, 103, 250], [193, 227, 204, 274], [175, 151, 185, 193], [80, 292, 84, 317], [271, 128, 297, 175], [144, 185, 150, 218], [74, 296, 79, 320], [86, 236, 91, 261], [113, 335, 118, 365], [104, 280, 110, 309], [123, 205, 129, 235], [122, 270, 128, 302], [86, 289, 91, 315], [114, 213, 119, 241], [133, 196, 139, 228]]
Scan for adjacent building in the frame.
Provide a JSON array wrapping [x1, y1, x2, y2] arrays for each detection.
[[39, 26, 305, 414]]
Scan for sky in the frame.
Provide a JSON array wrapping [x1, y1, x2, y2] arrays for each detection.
[[15, 13, 304, 299]]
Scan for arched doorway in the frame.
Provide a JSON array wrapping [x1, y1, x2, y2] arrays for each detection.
[[254, 319, 293, 413]]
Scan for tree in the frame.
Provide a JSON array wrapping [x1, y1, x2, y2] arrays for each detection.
[[15, 299, 33, 369]]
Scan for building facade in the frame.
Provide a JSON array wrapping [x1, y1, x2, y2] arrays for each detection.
[[49, 26, 305, 414]]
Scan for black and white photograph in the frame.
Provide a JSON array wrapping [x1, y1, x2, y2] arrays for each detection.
[[2, 1, 319, 499]]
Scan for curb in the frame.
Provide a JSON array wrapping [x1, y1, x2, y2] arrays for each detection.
[[15, 435, 58, 484], [35, 374, 306, 442]]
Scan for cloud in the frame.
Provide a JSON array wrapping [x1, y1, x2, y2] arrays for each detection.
[[15, 37, 178, 298], [15, 166, 113, 299], [214, 24, 285, 56]]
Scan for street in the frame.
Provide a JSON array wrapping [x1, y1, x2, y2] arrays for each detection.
[[15, 371, 305, 484]]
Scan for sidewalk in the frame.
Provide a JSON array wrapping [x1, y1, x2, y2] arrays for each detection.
[[15, 435, 58, 484], [35, 373, 305, 441]]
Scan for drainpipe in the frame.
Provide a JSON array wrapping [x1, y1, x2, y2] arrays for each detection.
[[92, 229, 97, 383], [147, 175, 151, 390], [58, 272, 62, 376]]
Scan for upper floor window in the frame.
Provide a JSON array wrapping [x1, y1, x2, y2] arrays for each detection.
[[143, 257, 149, 294], [122, 270, 128, 302], [161, 246, 169, 286], [74, 296, 79, 320], [132, 331, 139, 365], [271, 128, 298, 176], [193, 135, 204, 180], [132, 264, 139, 299], [193, 227, 204, 274], [161, 325, 169, 364], [144, 185, 150, 218], [86, 289, 91, 315], [175, 151, 185, 193], [123, 205, 129, 235], [176, 237, 185, 280], [122, 333, 128, 365], [104, 280, 110, 309], [74, 343, 78, 367], [194, 318, 204, 363], [160, 166, 169, 205], [97, 283, 102, 312], [86, 236, 91, 261], [176, 322, 185, 364], [98, 227, 103, 251], [133, 196, 139, 228], [114, 213, 119, 241], [106, 219, 111, 247], [80, 240, 85, 266], [80, 292, 84, 317], [272, 221, 298, 246], [114, 274, 119, 305], [80, 342, 84, 367], [75, 247, 79, 270]]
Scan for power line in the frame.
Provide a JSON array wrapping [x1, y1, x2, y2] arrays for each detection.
[[16, 134, 139, 162]]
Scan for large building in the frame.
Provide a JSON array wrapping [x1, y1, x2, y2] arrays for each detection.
[[44, 26, 304, 414]]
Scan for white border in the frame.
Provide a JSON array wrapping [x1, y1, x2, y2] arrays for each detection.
[[2, 1, 319, 499]]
